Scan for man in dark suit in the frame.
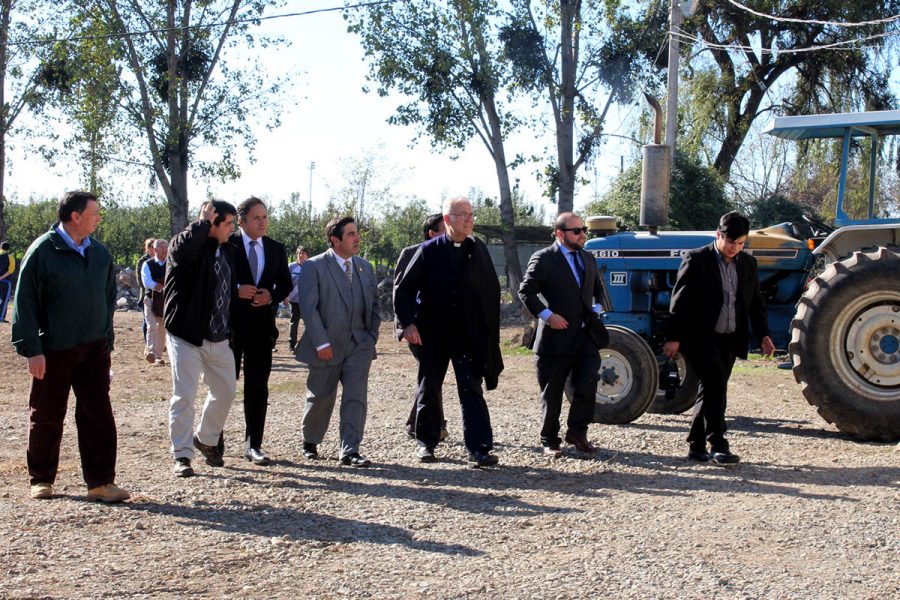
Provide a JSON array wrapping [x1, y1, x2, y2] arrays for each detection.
[[395, 196, 503, 467], [296, 216, 381, 467], [392, 212, 447, 440], [664, 211, 775, 465], [519, 212, 609, 457], [229, 197, 292, 466]]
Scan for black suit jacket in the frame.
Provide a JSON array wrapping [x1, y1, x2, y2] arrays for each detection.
[[519, 241, 608, 356], [228, 232, 293, 343], [392, 243, 419, 341], [394, 234, 503, 389], [666, 242, 769, 360]]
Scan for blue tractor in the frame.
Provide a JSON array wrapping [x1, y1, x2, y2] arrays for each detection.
[[583, 110, 900, 442]]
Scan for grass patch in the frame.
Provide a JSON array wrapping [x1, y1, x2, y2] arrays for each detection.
[[501, 340, 533, 357]]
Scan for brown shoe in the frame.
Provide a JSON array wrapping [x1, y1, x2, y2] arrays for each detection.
[[31, 482, 54, 500], [144, 351, 156, 364], [564, 432, 598, 454], [87, 483, 131, 503]]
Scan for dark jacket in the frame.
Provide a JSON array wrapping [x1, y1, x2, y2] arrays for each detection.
[[164, 220, 237, 347], [666, 242, 769, 360], [394, 234, 503, 389], [11, 227, 115, 357], [392, 243, 419, 341], [519, 241, 609, 356], [228, 232, 293, 343]]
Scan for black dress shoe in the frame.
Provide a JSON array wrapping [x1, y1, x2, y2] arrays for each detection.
[[340, 453, 371, 467], [468, 450, 499, 467], [710, 450, 740, 464], [173, 457, 194, 478], [687, 446, 710, 462], [302, 443, 318, 460], [244, 447, 271, 466], [193, 434, 224, 467], [416, 446, 437, 463]]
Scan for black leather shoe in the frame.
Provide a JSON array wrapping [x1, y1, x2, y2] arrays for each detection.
[[193, 435, 224, 467], [173, 457, 194, 477], [416, 446, 437, 463], [341, 453, 371, 467], [468, 450, 499, 468], [710, 450, 740, 465], [687, 446, 710, 462], [302, 443, 318, 460], [244, 447, 271, 466]]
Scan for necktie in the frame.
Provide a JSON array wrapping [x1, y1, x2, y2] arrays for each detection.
[[571, 251, 585, 287], [248, 240, 259, 284], [344, 259, 352, 285]]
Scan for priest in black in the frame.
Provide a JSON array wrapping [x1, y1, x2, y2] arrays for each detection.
[[394, 196, 503, 467]]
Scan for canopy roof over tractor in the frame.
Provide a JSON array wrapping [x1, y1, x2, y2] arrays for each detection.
[[764, 110, 900, 140], [764, 110, 900, 226]]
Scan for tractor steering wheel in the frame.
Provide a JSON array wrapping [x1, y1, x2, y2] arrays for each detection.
[[802, 214, 835, 238]]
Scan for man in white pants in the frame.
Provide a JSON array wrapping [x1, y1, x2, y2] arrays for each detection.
[[141, 239, 168, 365], [163, 201, 238, 478]]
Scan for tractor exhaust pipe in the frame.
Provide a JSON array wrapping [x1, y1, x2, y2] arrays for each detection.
[[640, 93, 670, 234]]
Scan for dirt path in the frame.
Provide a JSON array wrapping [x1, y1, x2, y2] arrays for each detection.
[[0, 311, 896, 599]]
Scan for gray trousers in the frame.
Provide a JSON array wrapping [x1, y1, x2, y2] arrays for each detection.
[[168, 334, 236, 459], [302, 341, 373, 458]]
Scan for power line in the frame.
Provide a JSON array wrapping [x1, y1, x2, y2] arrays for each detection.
[[7, 0, 404, 48], [726, 0, 900, 29], [670, 26, 900, 55]]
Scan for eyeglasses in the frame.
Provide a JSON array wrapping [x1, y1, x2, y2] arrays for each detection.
[[450, 213, 476, 222], [560, 226, 588, 234]]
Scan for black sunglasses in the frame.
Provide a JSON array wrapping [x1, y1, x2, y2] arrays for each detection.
[[560, 226, 588, 234]]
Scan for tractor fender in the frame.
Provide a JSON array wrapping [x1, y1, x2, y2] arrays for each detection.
[[814, 223, 900, 261]]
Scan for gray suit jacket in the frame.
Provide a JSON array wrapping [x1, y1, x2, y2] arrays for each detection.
[[296, 249, 381, 366]]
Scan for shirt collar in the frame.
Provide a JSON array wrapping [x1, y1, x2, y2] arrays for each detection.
[[240, 228, 261, 253], [330, 248, 352, 269], [55, 223, 91, 255]]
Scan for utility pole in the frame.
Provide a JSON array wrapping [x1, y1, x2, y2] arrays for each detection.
[[307, 161, 315, 214], [665, 0, 682, 162]]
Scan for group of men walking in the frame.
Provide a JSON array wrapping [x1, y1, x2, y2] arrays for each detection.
[[10, 189, 773, 502]]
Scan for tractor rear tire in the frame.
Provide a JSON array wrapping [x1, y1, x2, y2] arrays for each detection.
[[590, 325, 659, 424], [790, 247, 900, 441], [648, 354, 700, 414]]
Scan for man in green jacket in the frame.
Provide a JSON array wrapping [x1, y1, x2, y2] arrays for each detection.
[[11, 191, 130, 503]]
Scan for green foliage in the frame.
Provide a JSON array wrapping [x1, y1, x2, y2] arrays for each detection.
[[583, 151, 731, 231], [469, 187, 545, 226], [5, 196, 171, 267], [747, 194, 810, 229]]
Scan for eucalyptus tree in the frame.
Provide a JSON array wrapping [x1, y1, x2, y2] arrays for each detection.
[[64, 0, 286, 233], [500, 0, 653, 213], [621, 0, 900, 181], [347, 0, 527, 300]]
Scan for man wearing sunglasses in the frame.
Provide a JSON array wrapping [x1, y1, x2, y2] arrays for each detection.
[[519, 212, 608, 458]]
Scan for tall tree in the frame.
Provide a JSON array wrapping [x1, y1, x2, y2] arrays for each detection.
[[0, 0, 57, 241], [66, 0, 285, 233], [347, 0, 527, 302], [625, 1, 900, 181], [501, 0, 650, 213]]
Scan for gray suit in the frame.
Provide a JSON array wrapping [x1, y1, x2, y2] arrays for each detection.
[[296, 249, 381, 457]]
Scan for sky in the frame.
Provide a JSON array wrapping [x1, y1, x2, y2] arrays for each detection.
[[4, 1, 639, 222]]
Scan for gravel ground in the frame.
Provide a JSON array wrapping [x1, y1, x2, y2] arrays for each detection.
[[0, 310, 897, 599]]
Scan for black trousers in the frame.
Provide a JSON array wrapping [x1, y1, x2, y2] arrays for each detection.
[[288, 303, 302, 349], [405, 343, 445, 432], [28, 338, 117, 488], [415, 343, 492, 453], [536, 331, 600, 448], [684, 333, 739, 451], [232, 335, 274, 449]]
